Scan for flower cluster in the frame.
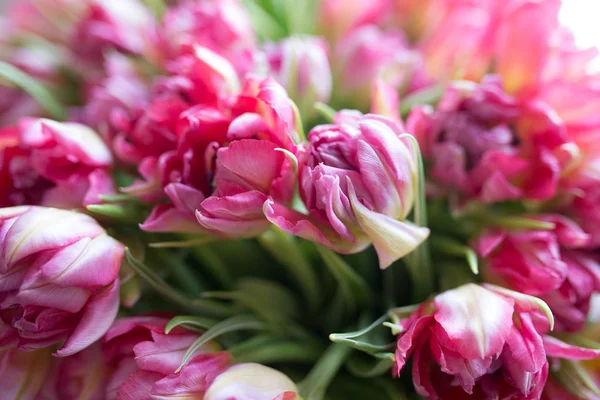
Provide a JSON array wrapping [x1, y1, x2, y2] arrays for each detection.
[[0, 0, 599, 399]]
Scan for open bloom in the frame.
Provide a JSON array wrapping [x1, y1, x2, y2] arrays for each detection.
[[0, 206, 123, 356], [0, 118, 115, 208], [265, 113, 429, 269], [392, 284, 600, 399], [137, 76, 299, 239], [408, 75, 576, 203], [204, 363, 300, 400]]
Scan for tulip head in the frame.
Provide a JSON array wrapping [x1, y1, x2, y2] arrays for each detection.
[[0, 206, 123, 356]]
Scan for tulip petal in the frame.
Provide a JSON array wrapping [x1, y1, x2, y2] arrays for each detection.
[[433, 284, 514, 360], [116, 370, 164, 400], [347, 179, 429, 269], [56, 279, 120, 357], [543, 335, 600, 360]]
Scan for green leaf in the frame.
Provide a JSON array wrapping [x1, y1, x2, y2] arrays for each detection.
[[0, 61, 65, 120], [346, 353, 395, 378], [149, 237, 217, 248], [176, 315, 266, 372], [87, 204, 143, 223], [258, 229, 321, 311], [124, 248, 234, 318], [99, 194, 142, 203], [399, 83, 444, 117], [229, 334, 323, 364], [165, 316, 218, 334], [317, 246, 371, 312], [554, 359, 600, 398], [299, 343, 352, 400], [189, 244, 234, 289], [241, 0, 287, 40], [314, 102, 337, 122], [329, 315, 394, 354]]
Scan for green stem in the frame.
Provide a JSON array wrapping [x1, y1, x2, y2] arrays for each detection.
[[189, 244, 234, 289], [299, 343, 352, 400], [153, 249, 204, 295], [258, 228, 321, 312]]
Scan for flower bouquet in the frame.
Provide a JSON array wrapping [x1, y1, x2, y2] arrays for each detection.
[[1, 0, 600, 399]]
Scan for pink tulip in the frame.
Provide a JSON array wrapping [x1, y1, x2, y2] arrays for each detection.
[[265, 36, 332, 118], [475, 215, 589, 296], [150, 0, 256, 75], [318, 0, 389, 43], [71, 0, 154, 65], [265, 114, 429, 269], [0, 118, 115, 208], [0, 206, 123, 356], [571, 187, 600, 247], [204, 363, 299, 400], [0, 348, 53, 400], [103, 316, 227, 400], [133, 76, 299, 238], [332, 25, 418, 110], [407, 75, 576, 203], [392, 284, 600, 399]]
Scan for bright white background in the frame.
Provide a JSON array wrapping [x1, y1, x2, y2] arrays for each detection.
[[560, 0, 600, 51]]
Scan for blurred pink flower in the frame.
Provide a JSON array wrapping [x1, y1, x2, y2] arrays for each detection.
[[0, 206, 123, 356], [408, 75, 577, 203], [150, 0, 256, 75], [265, 36, 332, 118], [0, 347, 52, 400], [265, 114, 429, 269], [392, 283, 600, 399], [332, 25, 418, 110], [0, 118, 115, 208], [318, 0, 389, 43]]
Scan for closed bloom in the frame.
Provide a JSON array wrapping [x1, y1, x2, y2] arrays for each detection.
[[265, 114, 429, 269], [392, 284, 600, 400], [205, 363, 300, 400], [0, 206, 123, 356], [0, 118, 115, 208], [408, 75, 576, 203], [265, 36, 332, 119], [332, 25, 419, 110]]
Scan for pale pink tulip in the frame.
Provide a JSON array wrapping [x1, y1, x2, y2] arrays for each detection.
[[318, 0, 389, 43], [0, 206, 123, 356], [265, 114, 429, 269], [205, 363, 299, 400]]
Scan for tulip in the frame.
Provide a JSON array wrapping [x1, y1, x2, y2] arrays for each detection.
[[205, 363, 300, 400], [0, 348, 52, 400], [539, 251, 600, 332], [571, 187, 600, 247], [137, 76, 300, 239], [150, 0, 256, 75], [0, 118, 115, 208], [265, 114, 429, 269], [332, 25, 418, 110], [264, 36, 332, 119], [0, 206, 123, 356], [407, 75, 576, 203], [475, 215, 589, 296], [71, 0, 154, 65], [103, 316, 228, 400], [391, 284, 600, 399]]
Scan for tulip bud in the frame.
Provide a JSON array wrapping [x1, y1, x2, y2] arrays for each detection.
[[205, 363, 299, 400], [332, 25, 418, 110], [265, 36, 332, 120], [391, 283, 600, 399], [0, 206, 123, 356], [265, 114, 429, 269]]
